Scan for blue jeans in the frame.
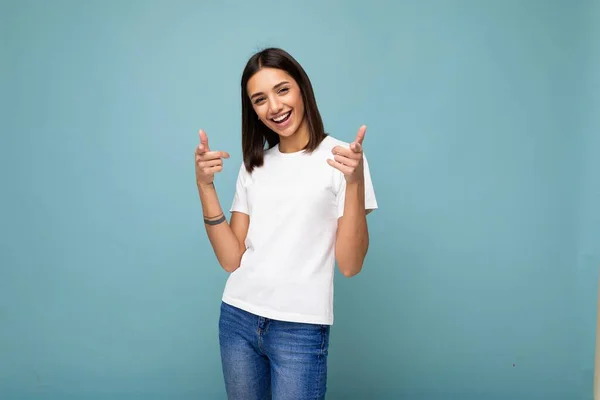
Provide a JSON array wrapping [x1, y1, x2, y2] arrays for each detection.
[[218, 301, 330, 400]]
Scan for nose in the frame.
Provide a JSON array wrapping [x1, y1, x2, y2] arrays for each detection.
[[268, 96, 283, 115]]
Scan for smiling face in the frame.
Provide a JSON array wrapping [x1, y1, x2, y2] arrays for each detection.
[[246, 67, 307, 140]]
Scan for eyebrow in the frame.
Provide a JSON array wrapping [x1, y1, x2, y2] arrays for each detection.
[[250, 81, 290, 99]]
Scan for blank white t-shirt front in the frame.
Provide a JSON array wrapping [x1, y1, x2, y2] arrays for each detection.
[[222, 135, 378, 325]]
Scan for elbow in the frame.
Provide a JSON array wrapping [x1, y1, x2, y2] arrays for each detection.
[[336, 244, 369, 278], [337, 259, 364, 278], [221, 263, 239, 273], [220, 249, 244, 273], [221, 257, 241, 273], [341, 267, 361, 278]]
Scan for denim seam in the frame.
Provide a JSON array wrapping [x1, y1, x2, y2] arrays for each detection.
[[314, 325, 327, 399], [256, 318, 262, 354]]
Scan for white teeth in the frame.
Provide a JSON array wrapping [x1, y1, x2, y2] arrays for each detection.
[[273, 112, 290, 122]]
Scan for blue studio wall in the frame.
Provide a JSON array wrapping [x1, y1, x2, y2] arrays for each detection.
[[1, 0, 598, 399]]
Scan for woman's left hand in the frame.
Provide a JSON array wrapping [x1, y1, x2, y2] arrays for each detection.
[[327, 125, 366, 184]]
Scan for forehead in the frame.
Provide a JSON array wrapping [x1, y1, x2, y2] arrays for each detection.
[[247, 67, 295, 93]]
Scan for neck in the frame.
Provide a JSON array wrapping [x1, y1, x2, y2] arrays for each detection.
[[278, 119, 310, 153]]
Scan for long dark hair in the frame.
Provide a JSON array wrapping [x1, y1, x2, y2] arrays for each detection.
[[240, 48, 326, 173]]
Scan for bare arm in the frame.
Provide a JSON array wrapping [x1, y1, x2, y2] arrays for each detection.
[[335, 181, 370, 277], [197, 183, 249, 273], [327, 125, 372, 277], [195, 129, 248, 273]]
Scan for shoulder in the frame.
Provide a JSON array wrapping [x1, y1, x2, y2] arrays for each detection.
[[235, 162, 252, 182], [317, 134, 371, 160], [318, 134, 349, 151], [311, 135, 350, 160]]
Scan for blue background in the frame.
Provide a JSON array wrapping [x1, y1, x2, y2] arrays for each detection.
[[1, 0, 599, 399]]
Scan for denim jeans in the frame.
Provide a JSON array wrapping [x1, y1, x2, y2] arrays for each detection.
[[218, 301, 330, 400]]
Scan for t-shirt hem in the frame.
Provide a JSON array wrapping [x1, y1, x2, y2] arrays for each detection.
[[222, 295, 333, 326]]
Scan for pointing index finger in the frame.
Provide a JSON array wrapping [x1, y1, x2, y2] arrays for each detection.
[[198, 129, 210, 152], [355, 125, 366, 145], [349, 125, 366, 153]]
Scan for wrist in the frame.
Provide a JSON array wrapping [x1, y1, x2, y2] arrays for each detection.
[[345, 176, 365, 186], [345, 178, 365, 201], [342, 179, 366, 216], [197, 181, 215, 191]]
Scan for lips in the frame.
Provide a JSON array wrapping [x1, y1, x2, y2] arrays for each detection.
[[271, 111, 291, 124]]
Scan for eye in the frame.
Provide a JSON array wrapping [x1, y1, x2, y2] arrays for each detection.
[[278, 87, 289, 95], [253, 97, 265, 105]]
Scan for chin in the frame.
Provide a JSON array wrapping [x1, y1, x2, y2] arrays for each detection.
[[270, 118, 298, 137], [275, 126, 298, 137]]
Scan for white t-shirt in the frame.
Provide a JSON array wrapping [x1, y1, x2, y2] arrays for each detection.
[[222, 135, 378, 325]]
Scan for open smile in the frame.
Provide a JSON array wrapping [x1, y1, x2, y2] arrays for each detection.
[[271, 111, 292, 125]]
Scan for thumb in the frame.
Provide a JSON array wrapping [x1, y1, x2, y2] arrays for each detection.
[[350, 142, 362, 153]]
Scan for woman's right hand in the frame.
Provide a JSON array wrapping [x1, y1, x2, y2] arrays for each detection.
[[195, 129, 230, 187]]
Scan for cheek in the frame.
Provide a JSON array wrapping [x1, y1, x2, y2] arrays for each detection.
[[253, 105, 267, 120], [294, 97, 305, 117]]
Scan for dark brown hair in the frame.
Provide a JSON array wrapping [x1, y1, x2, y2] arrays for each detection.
[[240, 48, 326, 173]]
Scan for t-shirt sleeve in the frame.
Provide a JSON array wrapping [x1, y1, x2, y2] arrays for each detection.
[[336, 152, 378, 218], [230, 163, 250, 215]]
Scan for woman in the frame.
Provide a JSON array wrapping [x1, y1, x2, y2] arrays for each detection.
[[194, 47, 377, 399]]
